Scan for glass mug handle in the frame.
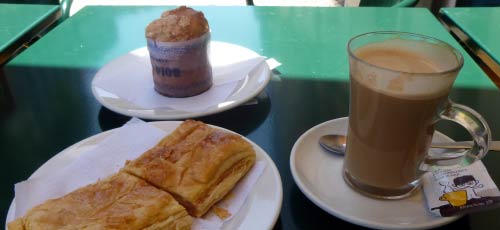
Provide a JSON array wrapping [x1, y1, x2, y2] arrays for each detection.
[[423, 99, 491, 169]]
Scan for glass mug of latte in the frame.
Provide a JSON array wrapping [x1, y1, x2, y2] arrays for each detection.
[[343, 31, 491, 199]]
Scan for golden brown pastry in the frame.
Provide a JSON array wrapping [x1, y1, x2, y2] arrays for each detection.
[[146, 6, 209, 42], [125, 120, 256, 217], [7, 219, 24, 230], [8, 172, 192, 230]]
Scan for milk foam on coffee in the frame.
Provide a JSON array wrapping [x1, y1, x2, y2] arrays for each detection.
[[350, 38, 460, 98]]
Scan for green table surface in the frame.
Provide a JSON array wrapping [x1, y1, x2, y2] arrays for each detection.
[[441, 7, 500, 66], [2, 6, 500, 229], [0, 3, 60, 55]]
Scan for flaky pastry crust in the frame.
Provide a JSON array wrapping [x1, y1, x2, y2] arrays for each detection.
[[9, 173, 192, 230], [125, 120, 256, 217]]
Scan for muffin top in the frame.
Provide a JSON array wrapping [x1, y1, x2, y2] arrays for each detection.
[[146, 6, 209, 42]]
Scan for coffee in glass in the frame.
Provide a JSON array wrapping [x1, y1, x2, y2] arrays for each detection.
[[344, 32, 491, 199]]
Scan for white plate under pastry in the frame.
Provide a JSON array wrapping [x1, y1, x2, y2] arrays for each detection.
[[6, 121, 283, 230], [91, 41, 271, 120], [290, 117, 462, 230]]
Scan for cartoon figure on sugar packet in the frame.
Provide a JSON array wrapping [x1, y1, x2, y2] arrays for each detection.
[[439, 175, 484, 207]]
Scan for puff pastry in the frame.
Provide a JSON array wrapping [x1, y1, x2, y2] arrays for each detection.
[[8, 172, 192, 230], [125, 120, 256, 217]]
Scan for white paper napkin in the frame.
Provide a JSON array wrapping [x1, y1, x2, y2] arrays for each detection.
[[12, 118, 266, 229], [93, 45, 267, 113], [14, 118, 164, 218]]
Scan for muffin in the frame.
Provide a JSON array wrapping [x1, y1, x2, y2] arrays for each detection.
[[146, 6, 212, 98]]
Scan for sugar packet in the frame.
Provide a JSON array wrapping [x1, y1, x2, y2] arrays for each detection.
[[423, 161, 500, 217]]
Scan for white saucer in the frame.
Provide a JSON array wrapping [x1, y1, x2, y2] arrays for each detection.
[[7, 121, 283, 230], [290, 117, 461, 230], [91, 41, 271, 120]]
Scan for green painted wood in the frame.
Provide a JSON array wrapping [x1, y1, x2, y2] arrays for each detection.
[[441, 7, 500, 66], [8, 6, 494, 89], [0, 3, 59, 52]]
